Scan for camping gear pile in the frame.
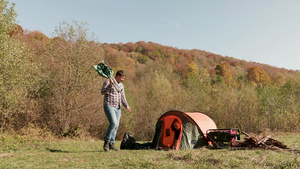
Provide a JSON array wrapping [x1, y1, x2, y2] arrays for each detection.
[[206, 129, 290, 150], [206, 128, 241, 149], [120, 110, 291, 151], [232, 133, 289, 150], [120, 132, 152, 150]]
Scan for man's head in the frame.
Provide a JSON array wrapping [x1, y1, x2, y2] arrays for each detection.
[[171, 119, 181, 131], [115, 70, 125, 83]]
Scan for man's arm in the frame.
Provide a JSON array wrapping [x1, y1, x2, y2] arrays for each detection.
[[121, 87, 131, 112], [101, 79, 112, 95]]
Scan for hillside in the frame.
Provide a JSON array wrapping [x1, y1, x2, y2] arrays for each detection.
[[18, 26, 300, 86]]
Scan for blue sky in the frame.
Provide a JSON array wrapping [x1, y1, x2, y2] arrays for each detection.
[[10, 0, 300, 70]]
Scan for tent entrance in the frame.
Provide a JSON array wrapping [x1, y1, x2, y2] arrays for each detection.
[[158, 115, 182, 150]]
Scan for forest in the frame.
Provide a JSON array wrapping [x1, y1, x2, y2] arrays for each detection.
[[1, 1, 300, 141]]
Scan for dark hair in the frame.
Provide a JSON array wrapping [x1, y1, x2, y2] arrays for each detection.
[[171, 119, 180, 131], [116, 70, 125, 77]]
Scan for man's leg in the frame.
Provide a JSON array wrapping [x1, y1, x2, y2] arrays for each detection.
[[109, 108, 121, 144], [109, 108, 121, 151], [104, 106, 121, 151]]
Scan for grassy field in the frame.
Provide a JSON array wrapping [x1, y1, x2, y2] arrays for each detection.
[[0, 132, 299, 168]]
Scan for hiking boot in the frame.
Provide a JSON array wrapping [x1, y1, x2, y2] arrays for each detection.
[[109, 143, 119, 151], [103, 141, 110, 151]]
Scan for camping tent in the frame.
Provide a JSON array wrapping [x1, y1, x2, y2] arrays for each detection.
[[151, 110, 217, 150]]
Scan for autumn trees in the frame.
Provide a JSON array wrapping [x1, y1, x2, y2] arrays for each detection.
[[0, 0, 38, 131], [246, 66, 271, 85], [1, 0, 300, 138]]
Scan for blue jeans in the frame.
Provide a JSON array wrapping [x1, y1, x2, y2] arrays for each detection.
[[104, 106, 121, 144]]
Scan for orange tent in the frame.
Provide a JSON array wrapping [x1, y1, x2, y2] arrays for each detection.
[[152, 110, 217, 150]]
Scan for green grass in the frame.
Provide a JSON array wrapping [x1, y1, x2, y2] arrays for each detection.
[[0, 133, 299, 168]]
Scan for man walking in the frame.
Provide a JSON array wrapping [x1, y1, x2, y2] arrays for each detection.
[[101, 70, 131, 151]]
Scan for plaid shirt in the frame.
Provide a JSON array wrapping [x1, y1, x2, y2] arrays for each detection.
[[101, 79, 129, 109]]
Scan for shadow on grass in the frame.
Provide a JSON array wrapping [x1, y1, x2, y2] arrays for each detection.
[[46, 148, 103, 153]]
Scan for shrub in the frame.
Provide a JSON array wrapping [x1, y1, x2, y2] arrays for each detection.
[[0, 0, 38, 131]]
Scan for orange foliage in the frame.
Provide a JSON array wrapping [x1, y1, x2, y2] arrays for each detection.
[[22, 30, 49, 46], [186, 61, 199, 77], [229, 60, 240, 67], [246, 66, 271, 85], [184, 51, 192, 61], [9, 24, 24, 37], [124, 42, 138, 52], [94, 41, 299, 88], [123, 57, 136, 80], [169, 57, 175, 65], [215, 62, 233, 79], [51, 37, 63, 42], [14, 34, 293, 88]]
